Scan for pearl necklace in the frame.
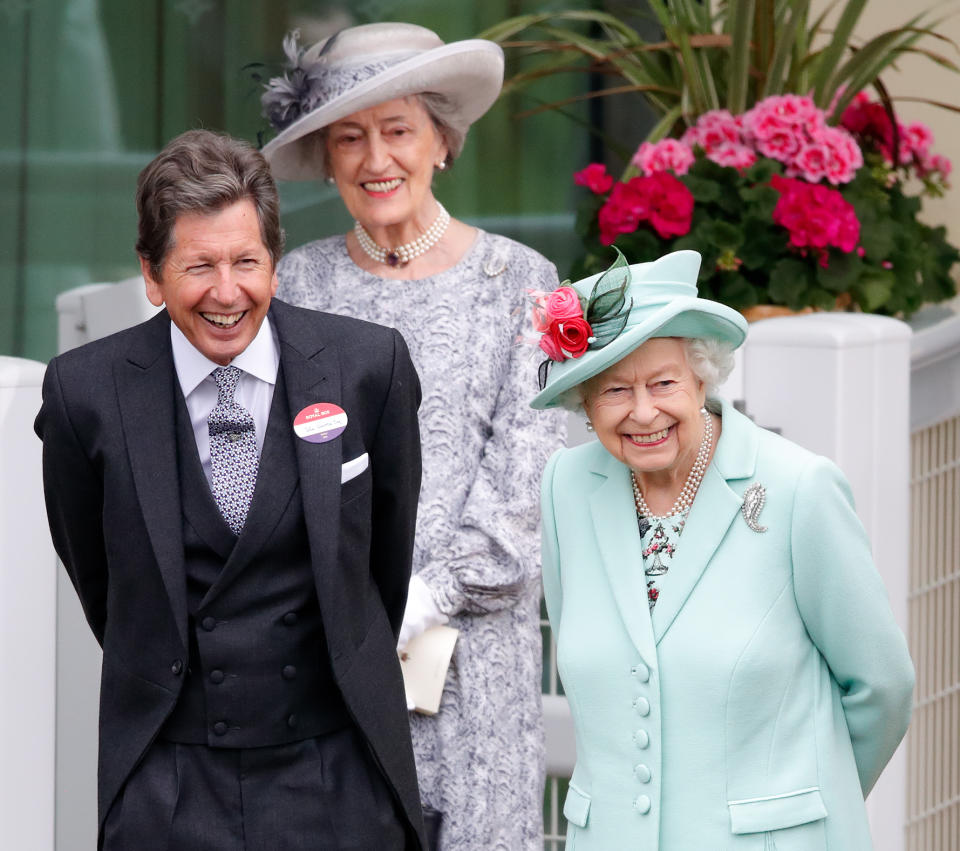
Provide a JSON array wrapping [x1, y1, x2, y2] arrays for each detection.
[[354, 203, 450, 268], [631, 409, 713, 520]]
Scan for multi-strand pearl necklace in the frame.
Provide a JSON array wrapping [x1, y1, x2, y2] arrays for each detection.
[[354, 202, 450, 268], [631, 409, 713, 520]]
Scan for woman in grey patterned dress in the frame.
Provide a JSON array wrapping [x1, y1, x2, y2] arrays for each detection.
[[260, 22, 566, 850]]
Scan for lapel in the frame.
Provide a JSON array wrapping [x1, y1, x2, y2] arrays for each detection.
[[115, 310, 188, 647], [650, 400, 759, 643], [588, 448, 658, 668], [266, 301, 344, 619]]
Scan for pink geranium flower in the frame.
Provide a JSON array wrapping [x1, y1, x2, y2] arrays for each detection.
[[706, 142, 757, 171], [631, 139, 695, 176]]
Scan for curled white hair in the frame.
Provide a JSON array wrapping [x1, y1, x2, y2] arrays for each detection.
[[682, 337, 736, 397]]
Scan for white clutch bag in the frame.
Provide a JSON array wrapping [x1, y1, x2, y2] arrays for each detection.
[[399, 625, 459, 715]]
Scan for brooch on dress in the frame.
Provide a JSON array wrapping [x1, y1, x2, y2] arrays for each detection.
[[741, 483, 768, 533]]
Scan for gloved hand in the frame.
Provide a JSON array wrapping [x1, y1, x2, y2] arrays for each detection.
[[397, 574, 448, 652]]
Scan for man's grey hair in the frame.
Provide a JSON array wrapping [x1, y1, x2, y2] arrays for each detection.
[[136, 129, 285, 280]]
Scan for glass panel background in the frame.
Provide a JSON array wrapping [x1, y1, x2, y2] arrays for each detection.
[[1, 0, 595, 362]]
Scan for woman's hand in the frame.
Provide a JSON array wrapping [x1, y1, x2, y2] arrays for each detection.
[[397, 574, 448, 652]]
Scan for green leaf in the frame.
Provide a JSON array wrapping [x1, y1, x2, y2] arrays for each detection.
[[811, 0, 868, 105], [738, 223, 787, 268], [852, 268, 896, 312], [726, 0, 757, 113], [683, 174, 723, 203], [768, 258, 813, 307], [700, 220, 745, 252], [716, 272, 761, 310], [586, 247, 630, 323], [817, 250, 863, 293]]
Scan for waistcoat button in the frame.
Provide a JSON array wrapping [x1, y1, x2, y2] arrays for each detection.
[[171, 659, 183, 676], [210, 669, 225, 684], [213, 721, 228, 736], [634, 696, 651, 716], [282, 665, 297, 681], [287, 714, 298, 729], [634, 763, 652, 783], [631, 663, 650, 682], [634, 729, 650, 749], [283, 612, 298, 626], [634, 795, 651, 814], [201, 616, 216, 632]]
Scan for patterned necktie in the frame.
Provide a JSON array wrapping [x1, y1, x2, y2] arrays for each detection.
[[208, 366, 259, 534]]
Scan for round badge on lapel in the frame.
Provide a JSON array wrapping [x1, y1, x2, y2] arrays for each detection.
[[293, 403, 348, 443]]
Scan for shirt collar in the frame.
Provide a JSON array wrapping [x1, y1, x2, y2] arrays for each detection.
[[170, 315, 280, 398]]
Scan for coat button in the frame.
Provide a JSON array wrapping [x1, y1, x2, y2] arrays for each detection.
[[210, 669, 225, 684], [213, 721, 228, 736], [283, 612, 298, 626], [171, 659, 183, 676], [631, 663, 650, 682], [282, 665, 297, 681], [287, 714, 298, 729], [634, 794, 651, 814], [634, 763, 652, 783], [634, 730, 650, 749], [633, 696, 651, 716], [201, 616, 217, 632]]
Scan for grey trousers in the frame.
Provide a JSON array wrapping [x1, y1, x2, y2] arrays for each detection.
[[101, 727, 406, 850]]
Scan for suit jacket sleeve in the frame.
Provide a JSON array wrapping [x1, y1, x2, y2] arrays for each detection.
[[790, 455, 914, 795], [369, 329, 423, 637], [34, 357, 108, 646]]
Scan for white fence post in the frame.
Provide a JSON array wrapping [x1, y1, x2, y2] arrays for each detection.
[[0, 357, 57, 851], [742, 313, 912, 851]]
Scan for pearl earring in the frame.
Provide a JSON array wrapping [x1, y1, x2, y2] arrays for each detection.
[[325, 176, 336, 185], [585, 421, 595, 432], [435, 160, 447, 171]]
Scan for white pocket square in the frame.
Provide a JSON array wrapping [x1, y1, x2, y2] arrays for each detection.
[[341, 452, 369, 484]]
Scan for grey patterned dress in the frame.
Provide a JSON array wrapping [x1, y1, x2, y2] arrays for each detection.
[[277, 231, 567, 850]]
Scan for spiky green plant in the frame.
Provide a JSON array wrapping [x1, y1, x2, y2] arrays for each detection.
[[479, 1, 959, 141]]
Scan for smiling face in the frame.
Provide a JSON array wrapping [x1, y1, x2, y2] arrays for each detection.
[[325, 96, 448, 238], [581, 338, 707, 478], [140, 198, 278, 365]]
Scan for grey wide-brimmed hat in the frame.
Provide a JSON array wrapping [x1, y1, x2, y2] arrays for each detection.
[[530, 250, 748, 410], [260, 22, 504, 181]]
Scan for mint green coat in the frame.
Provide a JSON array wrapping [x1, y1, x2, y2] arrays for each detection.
[[541, 400, 914, 850]]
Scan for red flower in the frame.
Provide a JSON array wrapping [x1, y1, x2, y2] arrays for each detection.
[[597, 173, 694, 245], [554, 317, 592, 358], [646, 172, 694, 239], [574, 163, 614, 194], [770, 175, 860, 263], [648, 587, 660, 602]]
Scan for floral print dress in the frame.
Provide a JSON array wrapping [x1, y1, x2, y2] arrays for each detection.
[[638, 514, 686, 609]]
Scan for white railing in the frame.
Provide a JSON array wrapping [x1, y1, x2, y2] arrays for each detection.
[[0, 357, 57, 851]]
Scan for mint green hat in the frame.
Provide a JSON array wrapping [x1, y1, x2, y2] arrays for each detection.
[[530, 250, 748, 410]]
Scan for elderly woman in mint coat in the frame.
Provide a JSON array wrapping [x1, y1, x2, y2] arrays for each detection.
[[531, 250, 914, 850]]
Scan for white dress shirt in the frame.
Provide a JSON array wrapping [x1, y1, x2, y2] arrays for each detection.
[[170, 317, 280, 489]]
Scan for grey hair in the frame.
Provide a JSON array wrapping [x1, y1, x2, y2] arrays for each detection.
[[310, 92, 465, 179], [136, 129, 284, 279], [559, 336, 737, 414]]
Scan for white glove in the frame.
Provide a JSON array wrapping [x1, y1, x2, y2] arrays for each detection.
[[397, 575, 448, 652]]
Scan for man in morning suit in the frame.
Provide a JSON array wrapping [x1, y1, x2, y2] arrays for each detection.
[[35, 129, 426, 850]]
